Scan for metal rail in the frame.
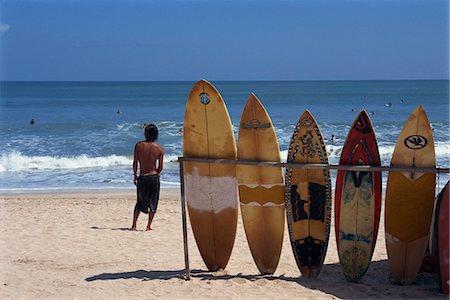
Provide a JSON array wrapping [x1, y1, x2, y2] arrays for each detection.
[[177, 156, 450, 174]]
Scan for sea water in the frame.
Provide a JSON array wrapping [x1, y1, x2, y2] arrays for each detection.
[[0, 80, 448, 193]]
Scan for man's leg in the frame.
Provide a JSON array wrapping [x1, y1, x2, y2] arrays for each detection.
[[146, 212, 155, 231], [131, 209, 140, 231]]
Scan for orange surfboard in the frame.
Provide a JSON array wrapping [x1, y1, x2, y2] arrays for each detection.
[[183, 80, 238, 271], [385, 105, 436, 285], [237, 94, 284, 275]]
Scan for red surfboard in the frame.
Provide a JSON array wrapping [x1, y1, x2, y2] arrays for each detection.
[[335, 110, 382, 281], [436, 181, 449, 294]]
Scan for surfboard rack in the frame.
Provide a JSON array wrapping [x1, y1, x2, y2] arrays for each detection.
[[177, 156, 449, 280], [177, 157, 449, 173]]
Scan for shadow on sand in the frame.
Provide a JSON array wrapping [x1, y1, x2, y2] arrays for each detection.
[[85, 269, 190, 282], [91, 226, 131, 231], [85, 260, 440, 298], [189, 260, 439, 298]]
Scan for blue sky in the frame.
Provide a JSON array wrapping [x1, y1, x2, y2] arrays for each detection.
[[0, 0, 448, 81]]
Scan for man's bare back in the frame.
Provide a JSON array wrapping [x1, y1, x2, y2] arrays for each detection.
[[133, 141, 164, 184]]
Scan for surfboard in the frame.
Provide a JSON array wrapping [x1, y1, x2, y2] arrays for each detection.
[[335, 110, 382, 282], [285, 110, 332, 278], [385, 105, 436, 285], [435, 181, 449, 294], [183, 79, 238, 271], [237, 93, 284, 275]]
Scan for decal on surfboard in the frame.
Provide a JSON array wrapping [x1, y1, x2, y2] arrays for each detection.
[[199, 93, 210, 105], [404, 135, 427, 150], [340, 231, 372, 244], [348, 171, 368, 188], [354, 113, 371, 134], [240, 119, 271, 129], [301, 117, 313, 127], [299, 130, 316, 158], [294, 237, 326, 268], [290, 183, 326, 222]]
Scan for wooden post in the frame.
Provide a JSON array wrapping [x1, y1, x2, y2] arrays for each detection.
[[179, 160, 190, 280]]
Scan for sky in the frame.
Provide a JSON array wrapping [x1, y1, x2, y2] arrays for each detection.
[[0, 0, 448, 81]]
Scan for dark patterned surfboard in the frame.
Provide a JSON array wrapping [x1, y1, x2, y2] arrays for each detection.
[[284, 110, 332, 278]]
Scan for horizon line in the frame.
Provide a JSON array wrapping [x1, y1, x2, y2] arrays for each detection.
[[1, 78, 449, 83]]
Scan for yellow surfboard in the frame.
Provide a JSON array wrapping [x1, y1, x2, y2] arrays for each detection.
[[183, 80, 238, 271], [385, 105, 436, 285], [237, 93, 284, 275]]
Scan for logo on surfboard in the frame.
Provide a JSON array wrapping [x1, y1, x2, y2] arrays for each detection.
[[404, 135, 427, 149], [199, 93, 210, 105], [301, 118, 313, 127], [354, 114, 371, 134], [241, 119, 271, 129]]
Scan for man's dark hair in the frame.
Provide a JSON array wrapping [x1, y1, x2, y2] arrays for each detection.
[[144, 124, 158, 142]]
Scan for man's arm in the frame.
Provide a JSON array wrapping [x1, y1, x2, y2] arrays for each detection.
[[157, 147, 164, 175], [133, 143, 139, 185]]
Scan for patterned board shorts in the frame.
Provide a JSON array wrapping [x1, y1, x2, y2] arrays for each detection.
[[135, 174, 160, 213]]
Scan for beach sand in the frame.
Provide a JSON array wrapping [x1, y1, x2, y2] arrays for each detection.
[[0, 188, 444, 299]]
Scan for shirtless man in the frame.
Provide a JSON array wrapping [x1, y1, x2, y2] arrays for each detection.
[[131, 124, 164, 231]]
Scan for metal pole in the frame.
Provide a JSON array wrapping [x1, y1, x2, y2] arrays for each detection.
[[179, 160, 190, 280]]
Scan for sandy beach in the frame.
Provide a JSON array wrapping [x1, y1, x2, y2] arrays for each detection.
[[0, 188, 444, 299]]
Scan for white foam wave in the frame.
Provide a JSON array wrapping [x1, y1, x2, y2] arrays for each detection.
[[164, 154, 181, 163], [116, 122, 142, 131], [116, 121, 183, 132], [435, 142, 450, 161], [280, 150, 288, 162], [0, 152, 132, 172], [0, 151, 182, 173]]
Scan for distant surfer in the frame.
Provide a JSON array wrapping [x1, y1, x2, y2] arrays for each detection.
[[385, 102, 392, 107], [117, 109, 123, 115], [400, 99, 405, 104], [177, 128, 183, 136], [30, 119, 35, 125], [131, 123, 164, 231], [330, 134, 336, 145]]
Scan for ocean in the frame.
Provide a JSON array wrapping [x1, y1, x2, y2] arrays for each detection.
[[0, 80, 448, 193]]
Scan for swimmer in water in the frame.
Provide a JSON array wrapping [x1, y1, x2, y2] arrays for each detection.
[[331, 134, 336, 145], [30, 119, 35, 125]]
